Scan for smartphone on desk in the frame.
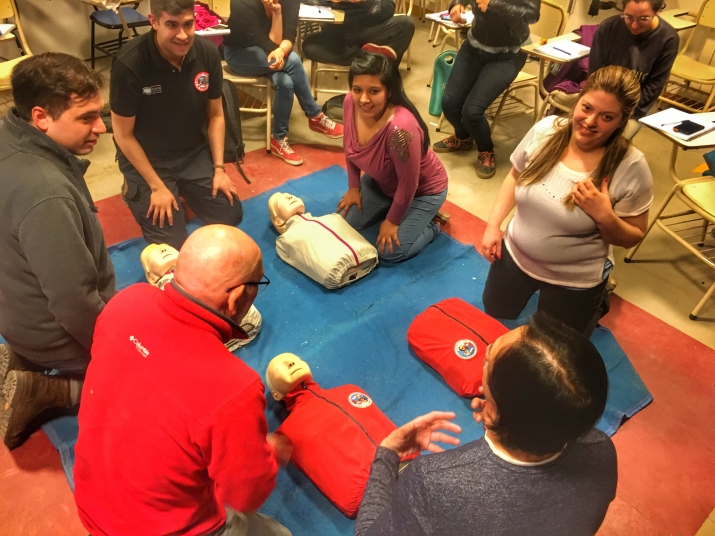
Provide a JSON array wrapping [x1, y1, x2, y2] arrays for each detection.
[[207, 23, 229, 30], [673, 120, 705, 136]]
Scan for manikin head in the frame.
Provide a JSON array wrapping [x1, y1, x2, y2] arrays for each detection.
[[266, 353, 313, 401], [268, 192, 306, 234], [480, 313, 608, 457], [12, 52, 106, 155], [141, 243, 179, 285], [174, 225, 264, 327]]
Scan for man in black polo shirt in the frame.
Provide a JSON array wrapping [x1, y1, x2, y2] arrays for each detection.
[[111, 0, 242, 249]]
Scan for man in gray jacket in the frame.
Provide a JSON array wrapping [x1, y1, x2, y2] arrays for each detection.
[[0, 53, 116, 450]]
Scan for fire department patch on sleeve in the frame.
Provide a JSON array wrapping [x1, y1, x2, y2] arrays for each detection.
[[194, 72, 210, 92]]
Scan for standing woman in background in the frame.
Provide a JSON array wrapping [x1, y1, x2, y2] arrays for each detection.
[[338, 50, 449, 263], [433, 0, 540, 179], [223, 0, 343, 166], [480, 66, 653, 336]]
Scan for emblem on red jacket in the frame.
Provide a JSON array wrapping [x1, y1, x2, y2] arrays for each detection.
[[454, 339, 477, 360], [348, 392, 372, 408], [194, 72, 209, 92]]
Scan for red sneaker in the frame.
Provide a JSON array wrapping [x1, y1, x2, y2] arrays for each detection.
[[270, 136, 304, 166], [361, 43, 397, 61], [308, 113, 343, 139]]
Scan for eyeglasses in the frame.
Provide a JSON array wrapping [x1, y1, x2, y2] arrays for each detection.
[[621, 12, 657, 24], [225, 274, 271, 294]]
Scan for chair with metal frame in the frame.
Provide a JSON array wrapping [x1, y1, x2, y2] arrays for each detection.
[[89, 4, 150, 69], [0, 0, 31, 108], [658, 0, 715, 114], [210, 0, 274, 152], [624, 173, 715, 320], [489, 0, 567, 130]]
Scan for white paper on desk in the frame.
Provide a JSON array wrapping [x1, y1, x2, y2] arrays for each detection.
[[639, 108, 715, 141], [535, 40, 589, 61], [425, 9, 473, 25], [299, 4, 334, 20], [0, 23, 16, 37]]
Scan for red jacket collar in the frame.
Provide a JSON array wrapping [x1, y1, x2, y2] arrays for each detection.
[[161, 282, 249, 344]]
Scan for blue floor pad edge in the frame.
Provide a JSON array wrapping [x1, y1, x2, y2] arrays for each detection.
[[35, 165, 652, 533]]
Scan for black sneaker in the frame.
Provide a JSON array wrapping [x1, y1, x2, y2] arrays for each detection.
[[433, 135, 474, 153], [477, 151, 496, 179]]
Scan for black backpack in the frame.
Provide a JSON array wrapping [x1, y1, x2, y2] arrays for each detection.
[[221, 79, 251, 184]]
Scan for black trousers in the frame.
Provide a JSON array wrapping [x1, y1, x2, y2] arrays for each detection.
[[302, 15, 415, 66], [482, 242, 608, 337], [119, 145, 243, 250]]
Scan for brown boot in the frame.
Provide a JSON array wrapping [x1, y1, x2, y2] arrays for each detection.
[[0, 344, 37, 398], [1, 370, 72, 450]]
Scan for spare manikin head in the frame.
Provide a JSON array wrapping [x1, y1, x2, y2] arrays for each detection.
[[268, 192, 306, 234], [266, 353, 313, 400], [141, 243, 179, 286]]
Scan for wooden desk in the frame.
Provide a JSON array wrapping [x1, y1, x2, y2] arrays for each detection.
[[521, 32, 584, 113], [425, 11, 471, 50], [643, 111, 715, 184], [659, 9, 696, 32]]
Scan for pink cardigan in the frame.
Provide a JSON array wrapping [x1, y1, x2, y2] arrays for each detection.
[[343, 93, 448, 224]]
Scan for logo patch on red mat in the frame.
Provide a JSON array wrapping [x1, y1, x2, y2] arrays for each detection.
[[348, 392, 372, 408], [454, 339, 477, 360], [194, 71, 210, 92]]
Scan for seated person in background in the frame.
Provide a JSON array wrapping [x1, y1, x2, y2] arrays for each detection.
[[111, 0, 242, 251], [0, 53, 116, 450], [224, 0, 343, 166], [140, 243, 262, 348], [481, 66, 653, 336], [355, 313, 616, 535], [588, 0, 678, 140], [74, 225, 291, 536], [433, 0, 540, 179], [337, 51, 448, 263], [301, 0, 415, 68], [268, 192, 378, 288], [266, 352, 399, 518]]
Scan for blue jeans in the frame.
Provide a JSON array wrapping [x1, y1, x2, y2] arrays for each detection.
[[346, 174, 448, 263], [223, 46, 322, 139], [441, 42, 526, 152]]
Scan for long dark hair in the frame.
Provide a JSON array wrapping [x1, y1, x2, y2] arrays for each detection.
[[348, 51, 431, 155], [487, 312, 608, 455], [518, 65, 641, 209]]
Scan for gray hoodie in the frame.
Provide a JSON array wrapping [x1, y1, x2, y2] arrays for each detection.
[[0, 108, 116, 367]]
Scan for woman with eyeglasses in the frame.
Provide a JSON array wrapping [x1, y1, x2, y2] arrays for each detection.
[[588, 0, 679, 140], [480, 66, 654, 337]]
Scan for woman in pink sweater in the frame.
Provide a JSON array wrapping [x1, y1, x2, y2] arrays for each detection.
[[337, 51, 448, 263]]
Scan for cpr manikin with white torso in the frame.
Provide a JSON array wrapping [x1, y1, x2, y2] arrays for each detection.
[[266, 353, 399, 518], [140, 243, 262, 349], [268, 193, 378, 289]]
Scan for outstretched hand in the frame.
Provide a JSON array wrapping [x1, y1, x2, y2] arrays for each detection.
[[380, 411, 461, 458]]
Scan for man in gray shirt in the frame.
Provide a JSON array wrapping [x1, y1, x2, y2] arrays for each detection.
[[0, 53, 116, 450], [356, 313, 616, 535]]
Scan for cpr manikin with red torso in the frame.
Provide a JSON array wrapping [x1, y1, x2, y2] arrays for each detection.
[[268, 193, 378, 289], [266, 353, 398, 518], [140, 243, 261, 348]]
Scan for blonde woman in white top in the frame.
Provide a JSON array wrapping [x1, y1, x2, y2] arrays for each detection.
[[480, 66, 653, 336]]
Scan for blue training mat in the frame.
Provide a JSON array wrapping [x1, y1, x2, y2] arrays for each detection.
[[37, 165, 652, 532]]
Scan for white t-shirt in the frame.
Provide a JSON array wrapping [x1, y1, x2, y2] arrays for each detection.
[[505, 116, 653, 288]]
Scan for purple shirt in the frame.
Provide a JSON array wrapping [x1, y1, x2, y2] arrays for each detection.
[[344, 93, 448, 225]]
